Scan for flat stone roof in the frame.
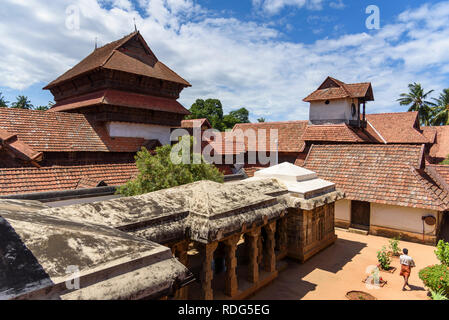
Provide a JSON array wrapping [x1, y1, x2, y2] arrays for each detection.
[[0, 200, 192, 300], [253, 162, 337, 199]]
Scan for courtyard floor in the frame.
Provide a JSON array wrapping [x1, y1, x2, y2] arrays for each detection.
[[251, 229, 439, 300]]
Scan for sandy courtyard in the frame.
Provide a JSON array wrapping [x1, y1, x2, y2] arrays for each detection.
[[251, 230, 439, 300]]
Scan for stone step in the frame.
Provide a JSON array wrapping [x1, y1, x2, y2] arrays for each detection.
[[348, 228, 369, 235]]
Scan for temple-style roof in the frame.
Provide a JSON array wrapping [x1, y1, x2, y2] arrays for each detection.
[[303, 76, 374, 102], [304, 144, 449, 211], [0, 199, 192, 300], [49, 89, 190, 115], [44, 32, 191, 90]]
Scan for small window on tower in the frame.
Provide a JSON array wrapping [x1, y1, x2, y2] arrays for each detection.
[[325, 100, 330, 105], [351, 103, 357, 117]]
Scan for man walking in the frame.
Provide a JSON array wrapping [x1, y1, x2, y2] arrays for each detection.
[[399, 248, 416, 291]]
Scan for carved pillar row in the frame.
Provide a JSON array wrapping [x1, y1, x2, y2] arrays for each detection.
[[198, 242, 218, 300], [224, 235, 240, 297], [264, 221, 277, 273], [247, 228, 261, 284]]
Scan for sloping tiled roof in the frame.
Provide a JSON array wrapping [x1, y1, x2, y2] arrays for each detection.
[[0, 108, 156, 153], [366, 112, 429, 144], [49, 89, 190, 115], [0, 128, 43, 163], [426, 165, 449, 192], [304, 144, 449, 211], [0, 163, 138, 196], [424, 126, 449, 161], [304, 77, 374, 102], [233, 121, 308, 153], [204, 132, 246, 155], [301, 124, 375, 143], [45, 32, 190, 89], [181, 118, 212, 129]]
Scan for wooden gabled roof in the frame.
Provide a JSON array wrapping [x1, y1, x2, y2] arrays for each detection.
[[44, 31, 191, 89], [303, 76, 374, 102]]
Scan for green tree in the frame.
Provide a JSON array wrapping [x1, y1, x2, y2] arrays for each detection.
[[223, 108, 250, 129], [117, 137, 224, 196], [0, 92, 9, 108], [35, 101, 55, 111], [430, 89, 449, 126], [257, 118, 266, 123], [398, 83, 434, 126], [11, 95, 33, 109], [186, 99, 225, 131]]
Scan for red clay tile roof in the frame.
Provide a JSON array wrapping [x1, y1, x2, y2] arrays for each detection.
[[0, 108, 157, 153], [233, 121, 308, 153], [0, 163, 138, 196], [424, 126, 449, 161], [45, 32, 190, 89], [49, 89, 190, 115], [365, 112, 429, 144], [304, 144, 449, 211], [0, 128, 43, 163], [302, 124, 374, 143], [304, 77, 374, 102], [181, 118, 212, 129], [204, 132, 246, 155], [426, 165, 449, 193]]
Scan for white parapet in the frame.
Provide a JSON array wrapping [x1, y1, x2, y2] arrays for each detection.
[[253, 162, 336, 199]]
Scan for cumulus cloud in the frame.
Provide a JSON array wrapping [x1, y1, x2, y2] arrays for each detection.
[[0, 0, 449, 121], [252, 0, 325, 15]]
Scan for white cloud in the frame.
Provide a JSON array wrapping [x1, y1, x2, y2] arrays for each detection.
[[252, 0, 324, 15], [0, 0, 449, 121]]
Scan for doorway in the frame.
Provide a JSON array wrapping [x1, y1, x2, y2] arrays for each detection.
[[351, 201, 371, 230]]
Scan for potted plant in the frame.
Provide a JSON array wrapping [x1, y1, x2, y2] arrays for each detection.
[[377, 245, 394, 272], [389, 236, 401, 257]]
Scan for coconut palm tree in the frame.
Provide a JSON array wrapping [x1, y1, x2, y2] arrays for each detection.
[[398, 83, 434, 126], [430, 89, 449, 126]]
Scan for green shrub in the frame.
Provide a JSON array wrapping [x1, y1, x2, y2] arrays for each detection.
[[389, 236, 401, 256], [430, 288, 449, 300], [435, 240, 449, 266], [377, 246, 391, 270], [419, 264, 449, 297], [117, 137, 224, 196]]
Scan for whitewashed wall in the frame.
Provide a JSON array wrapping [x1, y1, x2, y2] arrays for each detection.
[[335, 199, 351, 222], [370, 203, 438, 235], [107, 122, 172, 145], [309, 98, 359, 124]]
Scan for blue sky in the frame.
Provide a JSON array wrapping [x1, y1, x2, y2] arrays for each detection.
[[1, 0, 449, 121]]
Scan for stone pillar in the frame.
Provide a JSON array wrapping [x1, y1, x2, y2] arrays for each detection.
[[198, 242, 218, 300], [174, 241, 189, 300], [247, 228, 261, 283], [224, 235, 240, 297], [278, 217, 288, 257], [264, 221, 277, 273], [258, 233, 264, 265]]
